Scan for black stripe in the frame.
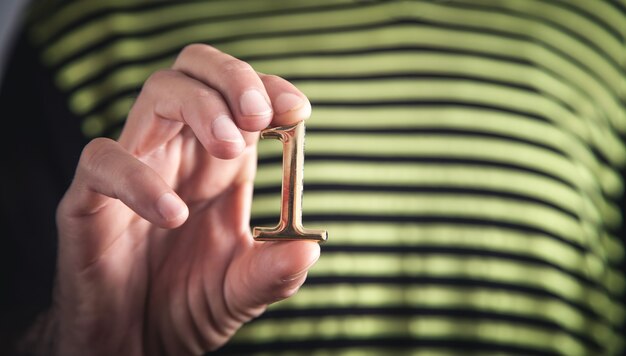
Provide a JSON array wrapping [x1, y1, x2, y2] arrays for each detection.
[[301, 127, 580, 165], [286, 73, 540, 91], [258, 307, 602, 352], [320, 100, 611, 166], [50, 17, 622, 102], [101, 122, 611, 213], [216, 335, 558, 356], [87, 61, 619, 166], [41, 0, 625, 67], [317, 244, 620, 299], [250, 214, 590, 256], [619, 324, 626, 351], [285, 74, 583, 117], [75, 73, 582, 137], [299, 276, 611, 327], [29, 0, 188, 29], [73, 73, 563, 118], [534, 0, 626, 41], [101, 97, 609, 166], [257, 154, 577, 191], [305, 126, 572, 161], [46, 1, 390, 71], [33, 0, 388, 45], [67, 46, 536, 94], [307, 109, 611, 166], [243, 44, 535, 64], [254, 183, 580, 221], [407, 5, 626, 80], [438, 0, 624, 70]]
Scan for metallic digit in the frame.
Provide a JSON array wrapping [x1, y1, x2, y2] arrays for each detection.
[[253, 121, 328, 242]]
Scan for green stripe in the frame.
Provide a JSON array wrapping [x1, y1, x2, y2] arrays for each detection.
[[27, 1, 626, 353], [300, 252, 624, 323], [47, 4, 625, 135], [32, 0, 142, 43], [250, 349, 528, 356], [232, 314, 591, 355], [252, 215, 626, 292], [68, 50, 626, 169], [44, 0, 624, 86], [51, 17, 624, 107], [70, 57, 170, 115], [257, 134, 603, 195], [33, 0, 626, 58], [604, 232, 626, 263], [306, 106, 624, 195], [288, 157, 619, 231], [295, 80, 624, 165], [79, 88, 621, 195], [30, 0, 351, 44], [69, 50, 622, 128], [39, 0, 359, 65], [254, 191, 584, 245], [74, 74, 626, 180], [254, 52, 626, 138], [81, 97, 136, 137], [296, 222, 624, 284], [59, 28, 626, 144], [49, 1, 407, 85], [256, 161, 601, 225], [415, 1, 625, 90], [454, 0, 624, 62], [270, 284, 617, 347], [227, 26, 626, 138], [560, 0, 626, 39]]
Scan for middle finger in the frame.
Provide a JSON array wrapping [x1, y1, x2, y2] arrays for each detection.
[[173, 44, 273, 132]]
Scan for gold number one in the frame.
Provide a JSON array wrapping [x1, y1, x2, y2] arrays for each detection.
[[253, 121, 328, 242]]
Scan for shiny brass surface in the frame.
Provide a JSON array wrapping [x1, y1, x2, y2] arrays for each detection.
[[253, 122, 328, 242]]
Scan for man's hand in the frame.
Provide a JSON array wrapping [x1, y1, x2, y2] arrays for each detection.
[[49, 44, 319, 355]]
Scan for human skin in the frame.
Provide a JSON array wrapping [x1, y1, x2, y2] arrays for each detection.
[[22, 44, 320, 355]]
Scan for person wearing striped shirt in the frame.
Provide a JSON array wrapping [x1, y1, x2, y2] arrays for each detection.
[[1, 0, 625, 355]]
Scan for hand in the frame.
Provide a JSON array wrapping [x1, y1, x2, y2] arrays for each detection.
[[50, 44, 319, 355]]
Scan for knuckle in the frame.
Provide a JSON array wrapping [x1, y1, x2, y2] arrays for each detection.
[[178, 43, 218, 62], [187, 85, 218, 102], [122, 164, 151, 186], [261, 74, 283, 85], [180, 43, 200, 56], [219, 58, 254, 77], [79, 137, 116, 176], [148, 68, 176, 82], [182, 43, 214, 55], [143, 69, 176, 91]]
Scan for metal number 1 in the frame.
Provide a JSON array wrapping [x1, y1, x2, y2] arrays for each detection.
[[253, 121, 328, 242]]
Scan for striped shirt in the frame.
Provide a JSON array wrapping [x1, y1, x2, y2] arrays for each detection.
[[19, 0, 626, 354]]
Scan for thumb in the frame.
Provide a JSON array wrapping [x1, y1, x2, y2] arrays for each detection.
[[226, 240, 321, 319]]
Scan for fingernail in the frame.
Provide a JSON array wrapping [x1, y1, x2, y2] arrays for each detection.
[[157, 193, 187, 221], [281, 249, 320, 283], [274, 93, 305, 114], [212, 115, 242, 142], [240, 89, 272, 117], [281, 269, 309, 283]]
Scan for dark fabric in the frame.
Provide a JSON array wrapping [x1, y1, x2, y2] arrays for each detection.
[[0, 27, 86, 352]]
